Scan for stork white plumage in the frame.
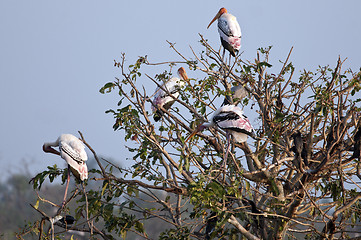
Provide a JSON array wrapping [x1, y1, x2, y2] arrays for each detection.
[[43, 134, 88, 207], [152, 67, 188, 121], [207, 8, 241, 58], [186, 105, 253, 167]]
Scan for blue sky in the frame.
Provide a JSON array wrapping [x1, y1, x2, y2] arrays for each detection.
[[0, 0, 360, 180]]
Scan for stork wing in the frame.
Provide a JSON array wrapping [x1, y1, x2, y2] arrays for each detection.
[[60, 141, 88, 181], [213, 111, 239, 124], [152, 78, 183, 110], [214, 111, 253, 133], [218, 15, 241, 39], [60, 141, 87, 163], [218, 18, 232, 37], [164, 78, 184, 96]]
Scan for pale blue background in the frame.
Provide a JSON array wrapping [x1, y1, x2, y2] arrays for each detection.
[[1, 0, 360, 179]]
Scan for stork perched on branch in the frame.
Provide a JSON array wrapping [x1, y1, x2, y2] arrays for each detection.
[[151, 67, 188, 121], [207, 8, 242, 59], [43, 134, 88, 207], [186, 105, 253, 168]]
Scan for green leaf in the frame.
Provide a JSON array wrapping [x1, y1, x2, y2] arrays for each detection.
[[134, 221, 144, 233], [101, 182, 108, 196], [257, 61, 273, 68], [105, 109, 115, 114], [121, 230, 127, 239], [99, 82, 116, 94], [34, 199, 39, 209], [207, 181, 225, 198]]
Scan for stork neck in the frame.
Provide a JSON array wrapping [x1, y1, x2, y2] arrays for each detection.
[[202, 122, 214, 129], [43, 141, 60, 155]]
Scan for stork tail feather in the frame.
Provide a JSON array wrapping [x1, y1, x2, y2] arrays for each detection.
[[154, 110, 163, 122]]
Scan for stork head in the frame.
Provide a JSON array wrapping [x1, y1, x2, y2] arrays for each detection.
[[177, 67, 188, 81], [43, 143, 60, 155], [207, 7, 227, 29], [185, 123, 208, 143]]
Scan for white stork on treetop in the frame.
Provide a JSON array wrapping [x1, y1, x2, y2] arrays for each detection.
[[151, 67, 188, 122], [186, 105, 253, 167], [207, 7, 241, 58], [43, 134, 88, 207]]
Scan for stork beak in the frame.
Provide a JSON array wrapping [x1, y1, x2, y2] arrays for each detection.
[[207, 8, 227, 29], [207, 13, 220, 29], [43, 144, 60, 155], [185, 123, 205, 142], [185, 129, 200, 143]]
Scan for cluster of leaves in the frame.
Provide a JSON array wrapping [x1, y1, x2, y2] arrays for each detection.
[[31, 165, 67, 189]]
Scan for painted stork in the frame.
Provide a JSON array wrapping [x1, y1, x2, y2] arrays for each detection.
[[222, 84, 248, 106], [43, 134, 88, 206], [185, 105, 253, 167], [207, 8, 241, 58], [152, 67, 188, 121]]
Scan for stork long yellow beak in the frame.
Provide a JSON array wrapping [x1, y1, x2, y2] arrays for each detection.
[[207, 7, 227, 29], [185, 123, 207, 142], [207, 14, 220, 29], [185, 130, 200, 143]]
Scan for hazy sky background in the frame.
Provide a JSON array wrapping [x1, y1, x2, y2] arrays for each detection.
[[0, 0, 360, 180]]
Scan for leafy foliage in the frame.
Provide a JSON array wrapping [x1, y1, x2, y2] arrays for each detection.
[[30, 165, 65, 189], [19, 36, 361, 239]]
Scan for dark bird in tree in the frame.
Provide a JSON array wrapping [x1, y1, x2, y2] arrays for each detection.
[[59, 215, 75, 226], [205, 212, 218, 240], [242, 198, 267, 239], [326, 117, 345, 155], [242, 198, 261, 215], [204, 193, 236, 239], [322, 220, 336, 237], [291, 131, 308, 171], [351, 123, 361, 160]]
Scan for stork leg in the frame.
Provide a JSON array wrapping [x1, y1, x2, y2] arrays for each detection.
[[222, 47, 226, 63], [61, 165, 71, 209], [222, 132, 232, 169]]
